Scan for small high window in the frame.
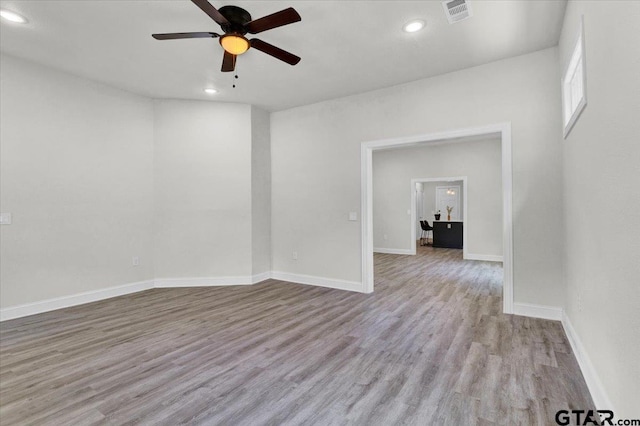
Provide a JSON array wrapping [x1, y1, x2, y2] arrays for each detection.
[[562, 19, 587, 138]]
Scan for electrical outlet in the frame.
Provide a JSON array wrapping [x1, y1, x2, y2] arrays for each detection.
[[132, 256, 140, 267], [0, 212, 12, 225], [292, 251, 298, 260]]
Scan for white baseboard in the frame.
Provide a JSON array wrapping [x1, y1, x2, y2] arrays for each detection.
[[512, 302, 563, 321], [154, 278, 248, 287], [251, 271, 271, 284], [373, 247, 414, 255], [0, 280, 154, 322], [0, 270, 359, 321], [465, 253, 503, 262], [154, 275, 257, 288], [561, 311, 615, 412], [270, 271, 365, 293]]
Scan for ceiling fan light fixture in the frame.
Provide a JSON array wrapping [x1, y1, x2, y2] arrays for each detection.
[[0, 9, 28, 23], [152, 1, 301, 73], [403, 19, 425, 33], [220, 34, 250, 55]]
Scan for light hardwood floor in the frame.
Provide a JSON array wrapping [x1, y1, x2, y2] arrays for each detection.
[[0, 247, 595, 425]]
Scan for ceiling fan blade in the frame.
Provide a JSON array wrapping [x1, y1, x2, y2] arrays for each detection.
[[221, 51, 236, 72], [250, 39, 301, 65], [191, 0, 229, 26], [245, 7, 301, 34], [152, 32, 219, 40]]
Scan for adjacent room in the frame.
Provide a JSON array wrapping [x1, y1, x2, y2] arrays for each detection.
[[1, 0, 638, 424], [372, 135, 502, 261]]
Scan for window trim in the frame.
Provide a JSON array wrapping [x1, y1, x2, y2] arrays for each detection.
[[562, 17, 587, 139]]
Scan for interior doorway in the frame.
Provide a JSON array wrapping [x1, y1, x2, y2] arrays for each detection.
[[410, 177, 467, 256], [361, 122, 513, 314]]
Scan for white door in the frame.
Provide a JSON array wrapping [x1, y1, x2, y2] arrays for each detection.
[[436, 186, 460, 220]]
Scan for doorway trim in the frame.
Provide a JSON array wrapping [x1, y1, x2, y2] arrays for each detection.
[[411, 177, 468, 258], [361, 122, 513, 314]]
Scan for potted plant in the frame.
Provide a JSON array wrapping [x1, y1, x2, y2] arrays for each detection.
[[446, 206, 454, 221], [434, 210, 441, 221]]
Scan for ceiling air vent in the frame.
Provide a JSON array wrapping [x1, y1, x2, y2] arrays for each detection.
[[442, 0, 472, 24]]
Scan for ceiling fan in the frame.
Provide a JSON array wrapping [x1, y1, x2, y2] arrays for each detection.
[[152, 0, 301, 72]]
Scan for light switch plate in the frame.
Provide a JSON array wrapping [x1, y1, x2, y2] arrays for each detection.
[[0, 213, 12, 225], [349, 212, 358, 221]]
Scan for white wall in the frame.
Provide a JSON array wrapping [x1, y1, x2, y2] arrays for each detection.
[[251, 106, 271, 275], [271, 47, 563, 306], [1, 56, 266, 310], [559, 1, 640, 417], [153, 100, 253, 279], [373, 138, 501, 257], [0, 54, 154, 308]]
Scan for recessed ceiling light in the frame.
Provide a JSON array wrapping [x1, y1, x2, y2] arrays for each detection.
[[403, 20, 425, 33], [204, 88, 218, 95], [0, 9, 28, 24]]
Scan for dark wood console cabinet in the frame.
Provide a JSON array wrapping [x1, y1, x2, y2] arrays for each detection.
[[432, 221, 463, 249]]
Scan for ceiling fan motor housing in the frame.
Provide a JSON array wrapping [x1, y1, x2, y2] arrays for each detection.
[[152, 1, 302, 72], [218, 5, 252, 34]]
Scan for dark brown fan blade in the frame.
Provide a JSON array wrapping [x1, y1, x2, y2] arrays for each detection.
[[250, 39, 301, 65], [221, 51, 236, 72], [191, 0, 229, 26], [152, 32, 219, 40], [245, 7, 301, 34]]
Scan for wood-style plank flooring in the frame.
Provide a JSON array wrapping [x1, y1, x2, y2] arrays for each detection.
[[0, 247, 595, 425]]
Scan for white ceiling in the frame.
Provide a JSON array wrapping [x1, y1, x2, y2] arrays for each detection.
[[0, 0, 566, 111]]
